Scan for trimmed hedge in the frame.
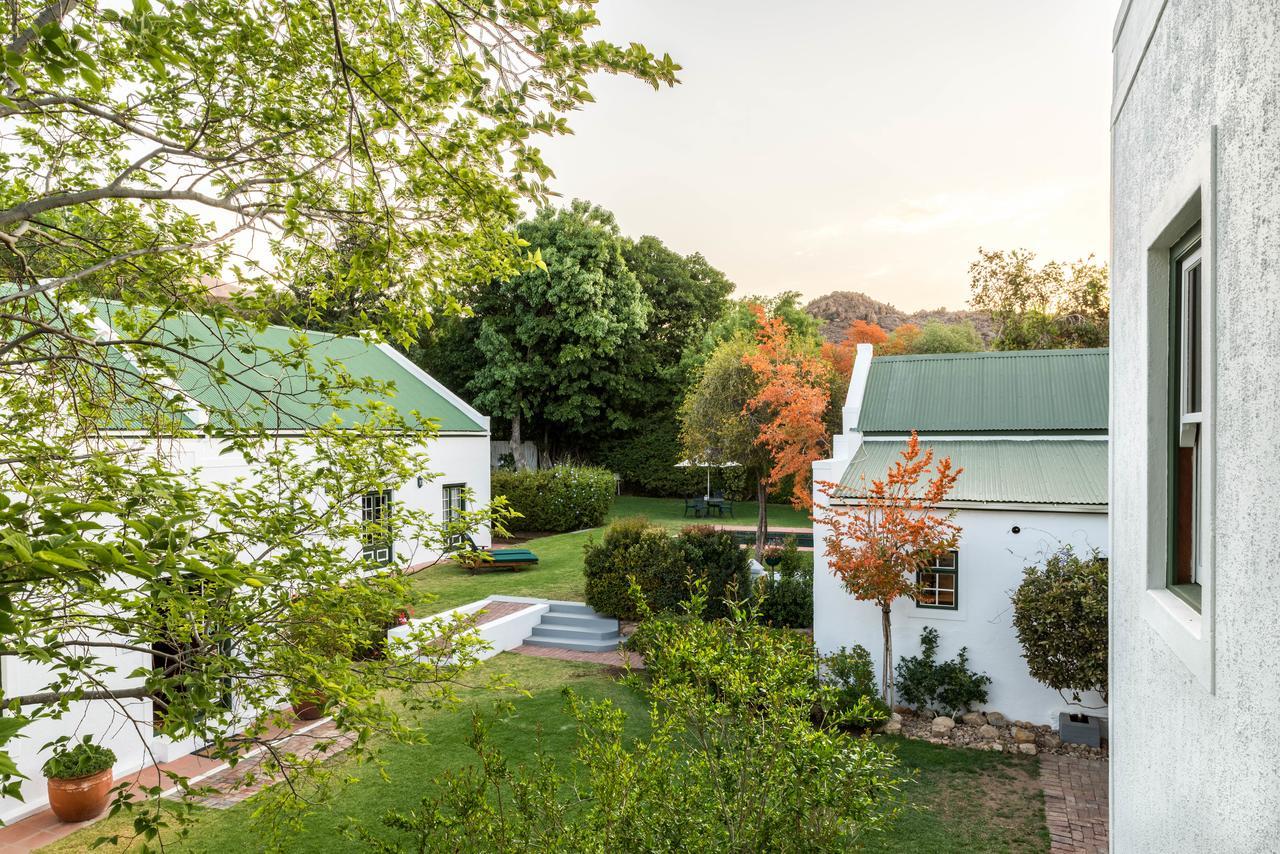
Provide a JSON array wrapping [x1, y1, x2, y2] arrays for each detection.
[[492, 466, 615, 533], [584, 520, 750, 620]]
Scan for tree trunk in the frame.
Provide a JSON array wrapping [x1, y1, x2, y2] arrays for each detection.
[[755, 478, 769, 560], [881, 603, 894, 706], [509, 410, 524, 470]]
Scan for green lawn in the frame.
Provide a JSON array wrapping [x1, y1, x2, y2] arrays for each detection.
[[409, 495, 810, 613], [44, 659, 1049, 854], [40, 655, 649, 854], [864, 738, 1049, 854]]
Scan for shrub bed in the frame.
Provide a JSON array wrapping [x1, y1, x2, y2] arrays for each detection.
[[592, 415, 751, 499], [492, 466, 615, 533], [753, 537, 813, 628], [584, 520, 750, 620]]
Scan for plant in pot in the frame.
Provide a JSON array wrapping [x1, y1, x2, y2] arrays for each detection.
[[1011, 547, 1108, 747], [42, 737, 117, 822]]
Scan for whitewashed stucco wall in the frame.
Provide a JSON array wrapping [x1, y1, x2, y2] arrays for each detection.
[[0, 431, 490, 824], [813, 500, 1107, 726], [1111, 1, 1280, 851]]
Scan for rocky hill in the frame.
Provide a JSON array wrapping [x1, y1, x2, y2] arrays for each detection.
[[804, 291, 998, 345]]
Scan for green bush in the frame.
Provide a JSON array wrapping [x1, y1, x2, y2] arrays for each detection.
[[368, 596, 903, 852], [1011, 546, 1108, 703], [675, 525, 751, 619], [820, 645, 889, 728], [584, 521, 751, 620], [42, 737, 116, 780], [593, 417, 752, 499], [895, 626, 991, 717], [491, 466, 615, 533], [584, 518, 685, 619], [754, 537, 813, 628]]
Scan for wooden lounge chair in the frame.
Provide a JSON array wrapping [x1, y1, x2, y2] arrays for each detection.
[[456, 535, 539, 574]]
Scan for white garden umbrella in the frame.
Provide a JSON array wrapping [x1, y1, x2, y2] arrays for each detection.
[[674, 458, 742, 500]]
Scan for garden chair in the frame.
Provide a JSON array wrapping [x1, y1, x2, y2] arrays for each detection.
[[684, 496, 707, 518], [710, 491, 733, 517]]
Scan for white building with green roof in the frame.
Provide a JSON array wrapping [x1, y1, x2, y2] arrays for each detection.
[[0, 301, 492, 823], [812, 345, 1109, 725]]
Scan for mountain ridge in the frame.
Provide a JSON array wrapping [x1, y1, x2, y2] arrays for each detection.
[[804, 290, 998, 344]]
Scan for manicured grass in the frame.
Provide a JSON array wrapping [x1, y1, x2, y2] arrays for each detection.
[[609, 495, 811, 529], [44, 663, 1049, 853], [39, 655, 649, 854], [409, 528, 595, 612], [865, 738, 1050, 854], [409, 496, 810, 613]]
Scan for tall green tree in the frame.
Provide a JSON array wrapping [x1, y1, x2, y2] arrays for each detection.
[[679, 335, 773, 555], [622, 235, 734, 394], [0, 0, 675, 839], [467, 201, 650, 464], [968, 249, 1109, 350]]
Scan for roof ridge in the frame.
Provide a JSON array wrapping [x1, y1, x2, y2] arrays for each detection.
[[871, 347, 1108, 362]]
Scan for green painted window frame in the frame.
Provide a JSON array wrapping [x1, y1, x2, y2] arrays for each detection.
[[915, 550, 959, 610], [1168, 225, 1203, 611], [442, 483, 467, 547], [361, 488, 394, 566]]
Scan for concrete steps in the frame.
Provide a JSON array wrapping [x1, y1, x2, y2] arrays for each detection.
[[524, 603, 622, 653]]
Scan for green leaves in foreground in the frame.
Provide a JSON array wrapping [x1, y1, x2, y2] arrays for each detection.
[[352, 592, 906, 852]]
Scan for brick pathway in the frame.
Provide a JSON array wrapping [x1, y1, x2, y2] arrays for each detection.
[[471, 600, 536, 625], [511, 643, 644, 669], [189, 720, 356, 809], [1040, 754, 1108, 853]]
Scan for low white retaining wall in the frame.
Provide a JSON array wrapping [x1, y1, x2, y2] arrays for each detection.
[[387, 596, 550, 662]]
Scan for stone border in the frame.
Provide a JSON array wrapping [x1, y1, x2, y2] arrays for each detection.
[[885, 710, 1108, 759]]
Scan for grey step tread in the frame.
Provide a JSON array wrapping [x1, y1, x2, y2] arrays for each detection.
[[530, 625, 620, 641], [524, 636, 621, 653], [545, 603, 600, 616], [540, 613, 619, 629]]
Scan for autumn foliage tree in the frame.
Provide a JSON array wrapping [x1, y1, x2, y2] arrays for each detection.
[[743, 305, 833, 512], [815, 433, 962, 704]]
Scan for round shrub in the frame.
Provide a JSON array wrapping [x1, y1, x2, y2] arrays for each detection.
[[584, 518, 685, 619], [584, 521, 752, 620], [492, 466, 615, 533], [1011, 546, 1108, 703], [675, 526, 751, 619]]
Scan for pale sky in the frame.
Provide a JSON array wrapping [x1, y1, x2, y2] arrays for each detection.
[[537, 0, 1115, 312]]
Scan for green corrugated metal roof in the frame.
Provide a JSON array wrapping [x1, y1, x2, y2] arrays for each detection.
[[838, 439, 1108, 507], [857, 349, 1108, 434], [91, 302, 485, 433]]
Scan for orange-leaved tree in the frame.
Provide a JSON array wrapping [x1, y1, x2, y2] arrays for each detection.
[[815, 432, 962, 704], [743, 304, 832, 511], [822, 319, 888, 385]]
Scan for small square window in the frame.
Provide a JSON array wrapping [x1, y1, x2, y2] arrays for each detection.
[[916, 551, 959, 610]]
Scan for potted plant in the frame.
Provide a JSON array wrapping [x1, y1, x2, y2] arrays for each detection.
[[42, 737, 116, 822], [1011, 547, 1108, 747]]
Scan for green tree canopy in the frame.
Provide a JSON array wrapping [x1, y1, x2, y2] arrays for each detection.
[[464, 200, 651, 460], [0, 0, 676, 839], [968, 249, 1109, 350]]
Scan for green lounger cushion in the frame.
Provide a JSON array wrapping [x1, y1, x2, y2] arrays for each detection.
[[486, 549, 538, 562]]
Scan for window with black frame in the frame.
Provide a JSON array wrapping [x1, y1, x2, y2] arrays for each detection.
[[361, 488, 394, 565], [916, 550, 959, 610]]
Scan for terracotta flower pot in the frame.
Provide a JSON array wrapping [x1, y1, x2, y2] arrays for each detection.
[[47, 768, 113, 823], [291, 695, 327, 721]]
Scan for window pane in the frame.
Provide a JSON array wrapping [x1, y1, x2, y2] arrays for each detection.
[[934, 552, 956, 569], [936, 588, 955, 607], [1187, 262, 1202, 413]]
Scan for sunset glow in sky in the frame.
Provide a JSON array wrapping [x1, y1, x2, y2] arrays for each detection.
[[537, 0, 1115, 312]]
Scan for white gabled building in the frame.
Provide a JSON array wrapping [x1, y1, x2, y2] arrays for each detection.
[[0, 304, 492, 824], [1110, 1, 1280, 849], [812, 346, 1109, 725]]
